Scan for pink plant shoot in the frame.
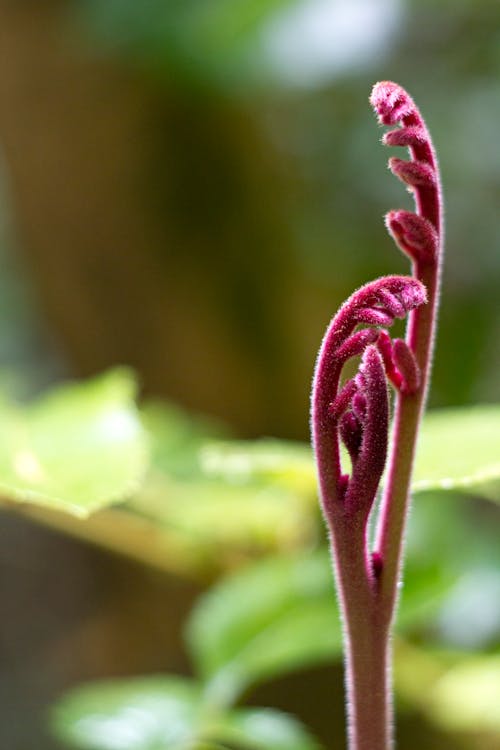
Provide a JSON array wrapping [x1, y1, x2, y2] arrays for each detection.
[[311, 82, 443, 749]]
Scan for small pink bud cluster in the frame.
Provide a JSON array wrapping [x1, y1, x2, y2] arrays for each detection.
[[312, 275, 426, 525], [370, 81, 442, 261]]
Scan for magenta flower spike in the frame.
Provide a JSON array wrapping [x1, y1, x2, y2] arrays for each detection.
[[311, 82, 443, 750]]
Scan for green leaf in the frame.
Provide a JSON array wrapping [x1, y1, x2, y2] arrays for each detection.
[[412, 405, 500, 499], [127, 414, 317, 574], [51, 677, 323, 750], [215, 707, 322, 750], [51, 676, 204, 750], [141, 400, 227, 480], [186, 551, 343, 704], [187, 536, 462, 703], [129, 478, 316, 566], [0, 369, 149, 517], [200, 439, 316, 496]]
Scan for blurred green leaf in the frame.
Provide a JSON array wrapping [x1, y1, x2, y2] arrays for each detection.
[[51, 676, 204, 750], [128, 411, 317, 573], [412, 405, 500, 499], [141, 400, 227, 480], [186, 551, 342, 704], [8, 399, 316, 578], [130, 477, 316, 568], [186, 545, 457, 703], [200, 439, 316, 495], [51, 676, 322, 750], [216, 707, 322, 749], [0, 369, 148, 517]]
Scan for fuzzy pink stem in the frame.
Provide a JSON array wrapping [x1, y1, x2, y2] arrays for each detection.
[[371, 81, 444, 747], [312, 281, 426, 750], [371, 81, 443, 611]]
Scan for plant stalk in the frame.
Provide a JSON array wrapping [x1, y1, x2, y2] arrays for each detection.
[[329, 518, 392, 750], [312, 82, 443, 750]]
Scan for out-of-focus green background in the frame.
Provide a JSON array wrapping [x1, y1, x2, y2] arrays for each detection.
[[0, 1, 499, 748]]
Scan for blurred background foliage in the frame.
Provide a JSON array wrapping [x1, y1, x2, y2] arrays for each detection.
[[0, 0, 499, 748]]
